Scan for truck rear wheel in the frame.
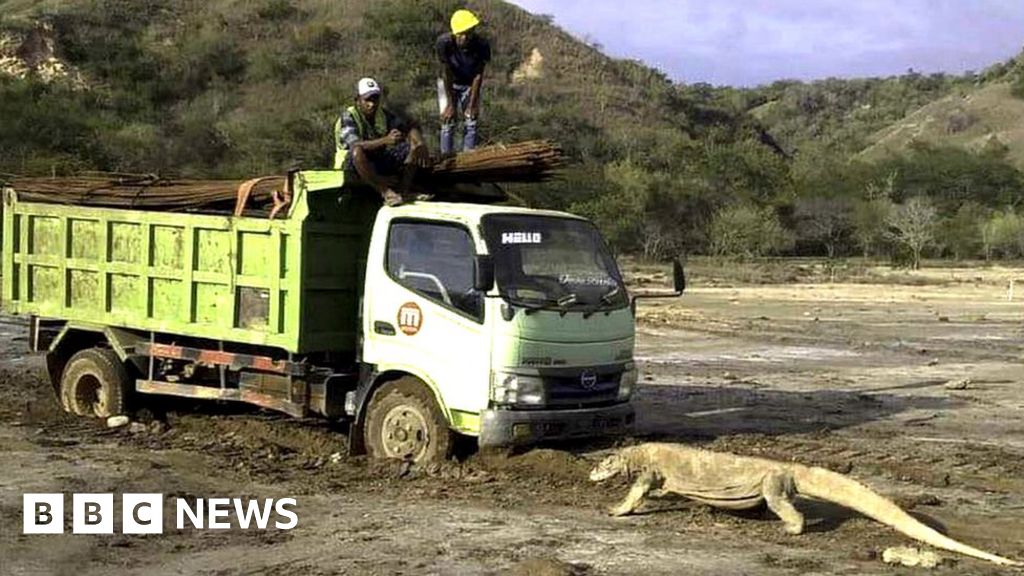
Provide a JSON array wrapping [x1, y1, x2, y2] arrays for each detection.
[[365, 378, 452, 463], [60, 348, 128, 418]]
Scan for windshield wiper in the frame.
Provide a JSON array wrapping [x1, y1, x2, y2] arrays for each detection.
[[505, 293, 578, 316], [582, 286, 622, 318], [505, 296, 553, 314], [601, 286, 621, 304], [557, 293, 578, 308], [554, 293, 578, 317]]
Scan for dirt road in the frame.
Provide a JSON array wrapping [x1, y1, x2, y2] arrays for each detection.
[[2, 267, 1023, 575]]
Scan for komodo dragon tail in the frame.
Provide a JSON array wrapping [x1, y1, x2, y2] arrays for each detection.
[[792, 464, 1022, 566]]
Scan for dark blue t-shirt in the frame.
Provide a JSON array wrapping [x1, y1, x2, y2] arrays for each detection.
[[436, 32, 491, 86]]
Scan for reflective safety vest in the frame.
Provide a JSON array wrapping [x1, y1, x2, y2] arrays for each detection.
[[334, 105, 389, 169]]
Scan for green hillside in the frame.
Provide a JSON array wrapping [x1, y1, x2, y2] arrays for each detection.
[[744, 53, 1024, 169], [860, 82, 1024, 169], [734, 56, 1024, 264], [0, 0, 696, 178], [0, 0, 785, 257], [747, 73, 972, 156], [2, 0, 1024, 263]]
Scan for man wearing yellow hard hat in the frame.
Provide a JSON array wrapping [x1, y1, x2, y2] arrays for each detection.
[[436, 8, 490, 155]]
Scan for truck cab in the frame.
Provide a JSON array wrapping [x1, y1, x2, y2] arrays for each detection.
[[358, 203, 636, 460]]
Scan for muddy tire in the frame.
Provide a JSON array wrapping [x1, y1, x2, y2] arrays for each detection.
[[365, 377, 452, 463], [60, 348, 128, 418]]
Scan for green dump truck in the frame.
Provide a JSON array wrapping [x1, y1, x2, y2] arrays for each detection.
[[1, 171, 683, 461]]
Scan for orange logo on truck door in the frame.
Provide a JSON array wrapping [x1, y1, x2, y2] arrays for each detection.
[[397, 302, 423, 335]]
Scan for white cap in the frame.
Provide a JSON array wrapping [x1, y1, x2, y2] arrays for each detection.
[[357, 77, 381, 98]]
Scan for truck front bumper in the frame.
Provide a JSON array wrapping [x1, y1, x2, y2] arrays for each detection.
[[478, 402, 635, 447]]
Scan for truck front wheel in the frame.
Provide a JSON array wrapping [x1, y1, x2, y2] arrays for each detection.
[[365, 378, 452, 463], [60, 348, 128, 418]]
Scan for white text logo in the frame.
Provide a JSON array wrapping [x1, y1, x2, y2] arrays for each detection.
[[23, 494, 298, 534], [501, 232, 542, 244]]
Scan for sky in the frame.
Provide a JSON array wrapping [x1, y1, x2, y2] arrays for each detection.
[[506, 0, 1024, 87]]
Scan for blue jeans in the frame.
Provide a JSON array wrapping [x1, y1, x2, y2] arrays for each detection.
[[439, 83, 478, 155]]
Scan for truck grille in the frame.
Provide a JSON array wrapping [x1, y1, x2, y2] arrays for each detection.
[[543, 371, 621, 407]]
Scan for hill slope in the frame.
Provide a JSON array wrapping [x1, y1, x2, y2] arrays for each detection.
[[3, 0, 1023, 261], [859, 81, 1024, 169], [0, 0, 701, 180], [745, 53, 1024, 167], [747, 74, 971, 156]]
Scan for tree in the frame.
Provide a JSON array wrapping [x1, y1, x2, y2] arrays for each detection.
[[851, 172, 896, 258], [572, 159, 652, 254], [794, 196, 853, 258], [875, 144, 1024, 213], [885, 197, 937, 269], [981, 215, 997, 260], [709, 203, 794, 258], [939, 202, 987, 260], [983, 210, 1024, 258]]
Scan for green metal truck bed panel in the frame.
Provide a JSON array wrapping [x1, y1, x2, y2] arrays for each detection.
[[1, 171, 373, 354]]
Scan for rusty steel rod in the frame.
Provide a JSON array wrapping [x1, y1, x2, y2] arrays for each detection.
[[2, 140, 565, 214]]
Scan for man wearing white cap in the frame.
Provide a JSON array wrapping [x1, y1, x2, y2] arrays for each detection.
[[334, 77, 430, 206]]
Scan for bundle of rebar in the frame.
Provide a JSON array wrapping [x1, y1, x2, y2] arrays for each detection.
[[5, 174, 285, 212], [0, 140, 565, 214], [428, 140, 565, 183]]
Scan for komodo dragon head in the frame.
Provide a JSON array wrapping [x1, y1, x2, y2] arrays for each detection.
[[589, 452, 629, 482]]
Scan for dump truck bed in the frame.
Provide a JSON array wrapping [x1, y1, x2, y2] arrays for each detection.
[[1, 171, 374, 354]]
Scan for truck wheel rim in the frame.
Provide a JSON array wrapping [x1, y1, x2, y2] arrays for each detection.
[[381, 405, 430, 460], [76, 374, 105, 416]]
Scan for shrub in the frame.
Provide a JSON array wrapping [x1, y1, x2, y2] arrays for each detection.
[[983, 210, 1024, 258], [255, 0, 300, 22], [709, 203, 794, 258]]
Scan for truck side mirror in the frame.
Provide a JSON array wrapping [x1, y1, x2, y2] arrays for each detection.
[[673, 258, 686, 294], [474, 255, 495, 292], [630, 258, 686, 310]]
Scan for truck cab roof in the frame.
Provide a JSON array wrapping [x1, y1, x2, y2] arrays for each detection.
[[384, 201, 587, 226]]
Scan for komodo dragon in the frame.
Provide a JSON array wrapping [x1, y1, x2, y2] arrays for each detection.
[[589, 443, 1022, 567]]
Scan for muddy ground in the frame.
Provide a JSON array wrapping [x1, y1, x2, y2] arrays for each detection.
[[2, 264, 1024, 575]]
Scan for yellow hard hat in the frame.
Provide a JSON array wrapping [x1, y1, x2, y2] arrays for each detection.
[[450, 9, 480, 34]]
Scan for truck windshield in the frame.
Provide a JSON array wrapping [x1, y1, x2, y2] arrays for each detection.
[[480, 214, 627, 312]]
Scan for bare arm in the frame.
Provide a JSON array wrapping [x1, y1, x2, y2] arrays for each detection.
[[441, 68, 456, 121], [341, 110, 400, 153], [352, 132, 400, 152], [467, 68, 484, 118]]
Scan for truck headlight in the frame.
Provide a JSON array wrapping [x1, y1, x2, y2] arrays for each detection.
[[618, 361, 637, 400], [490, 370, 545, 405]]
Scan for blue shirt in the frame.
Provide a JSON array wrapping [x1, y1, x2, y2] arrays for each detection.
[[436, 33, 491, 86]]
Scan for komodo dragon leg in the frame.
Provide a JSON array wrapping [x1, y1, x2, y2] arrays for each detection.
[[609, 471, 659, 517], [762, 471, 805, 535]]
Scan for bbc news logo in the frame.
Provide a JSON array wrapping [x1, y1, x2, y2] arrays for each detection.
[[23, 494, 298, 534]]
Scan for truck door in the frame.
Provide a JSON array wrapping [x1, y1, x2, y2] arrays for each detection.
[[363, 217, 491, 429]]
